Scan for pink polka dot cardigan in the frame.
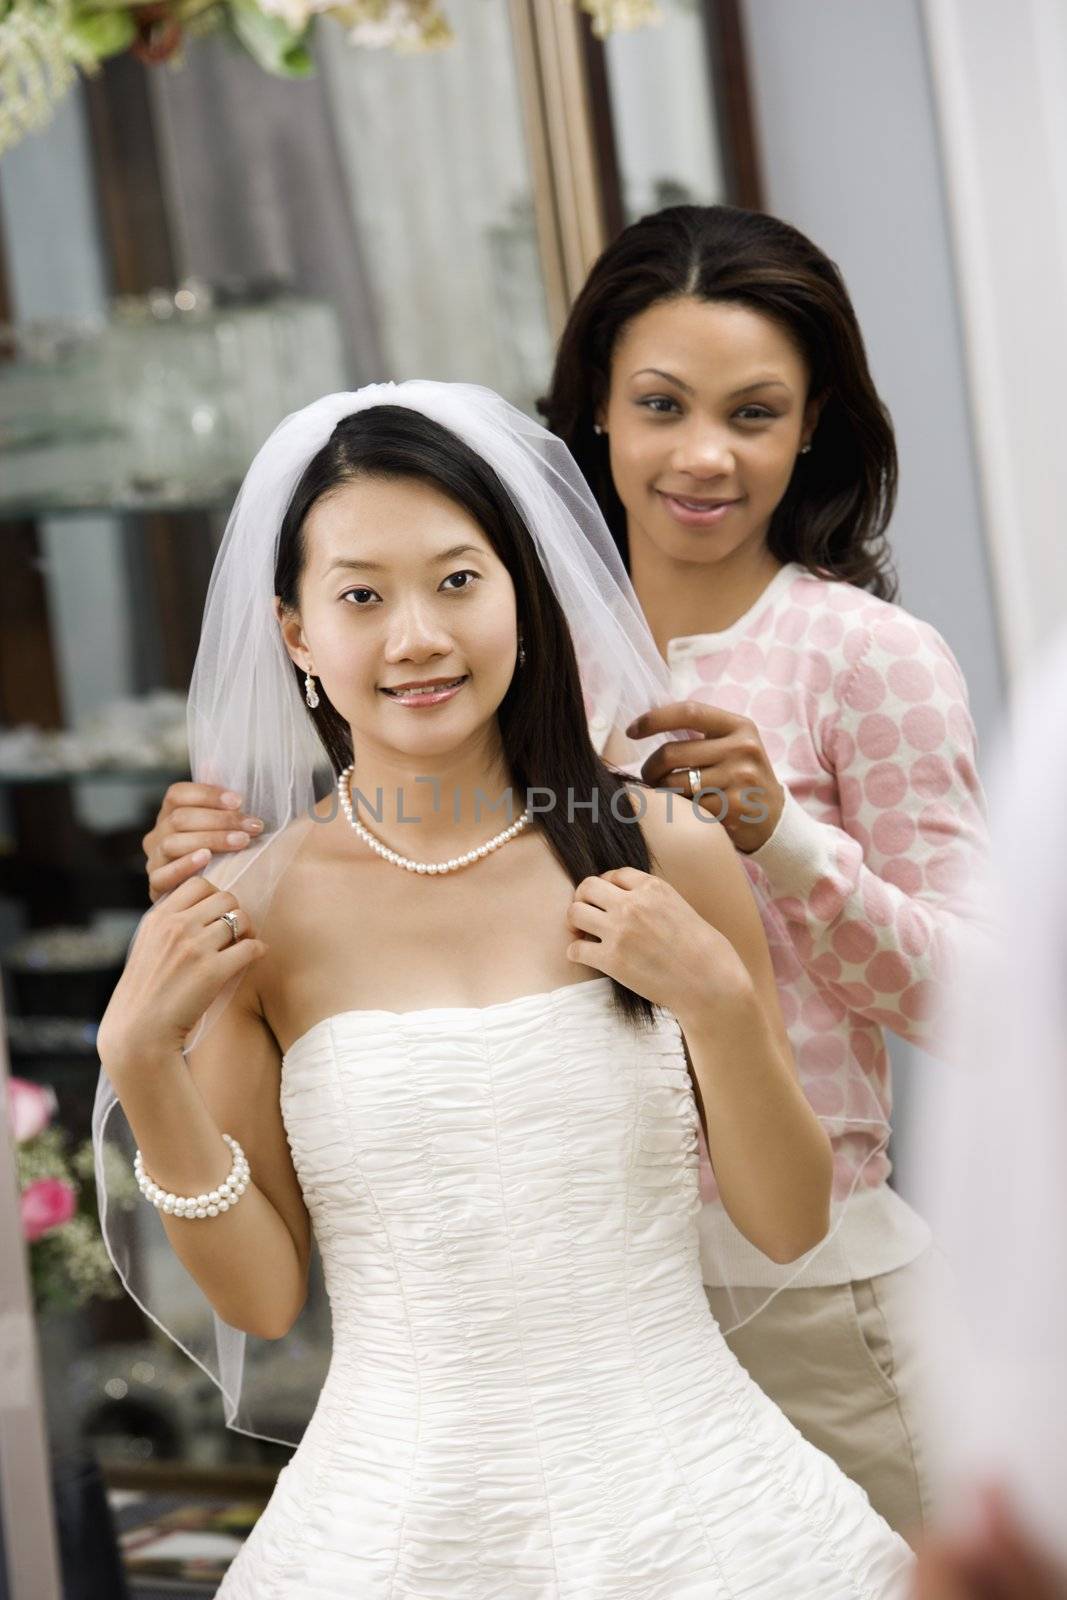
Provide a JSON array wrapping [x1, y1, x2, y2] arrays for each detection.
[[664, 562, 990, 1291]]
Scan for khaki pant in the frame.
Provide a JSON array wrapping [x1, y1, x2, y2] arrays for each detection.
[[705, 1251, 935, 1550]]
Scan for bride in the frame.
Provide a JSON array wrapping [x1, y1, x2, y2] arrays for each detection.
[[93, 382, 913, 1596]]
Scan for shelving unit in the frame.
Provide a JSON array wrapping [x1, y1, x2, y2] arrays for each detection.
[[0, 493, 295, 1534]]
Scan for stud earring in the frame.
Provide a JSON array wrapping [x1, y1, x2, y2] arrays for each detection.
[[593, 422, 605, 436], [304, 669, 320, 709], [799, 442, 812, 455]]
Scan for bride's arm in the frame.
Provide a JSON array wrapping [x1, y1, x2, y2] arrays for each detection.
[[566, 787, 831, 1260], [637, 787, 832, 1264], [99, 909, 311, 1341]]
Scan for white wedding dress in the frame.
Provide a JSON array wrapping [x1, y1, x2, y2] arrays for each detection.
[[217, 976, 913, 1599]]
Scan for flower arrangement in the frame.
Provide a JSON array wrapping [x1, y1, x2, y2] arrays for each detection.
[[0, 0, 661, 156], [8, 1075, 134, 1312]]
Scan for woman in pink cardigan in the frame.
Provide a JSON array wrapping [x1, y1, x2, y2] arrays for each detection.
[[540, 204, 988, 1545], [143, 205, 987, 1546]]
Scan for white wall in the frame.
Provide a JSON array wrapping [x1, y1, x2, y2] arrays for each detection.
[[922, 0, 1067, 678], [742, 0, 1004, 743]]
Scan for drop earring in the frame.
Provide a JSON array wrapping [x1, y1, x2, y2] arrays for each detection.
[[304, 669, 320, 709], [517, 633, 526, 668]]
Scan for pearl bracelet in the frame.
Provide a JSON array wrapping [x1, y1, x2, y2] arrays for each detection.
[[134, 1133, 250, 1219]]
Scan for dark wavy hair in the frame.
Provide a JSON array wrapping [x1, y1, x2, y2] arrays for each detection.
[[539, 203, 899, 601], [273, 404, 659, 1027]]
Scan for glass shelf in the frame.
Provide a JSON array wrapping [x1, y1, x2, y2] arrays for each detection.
[[0, 767, 186, 786], [0, 493, 237, 520]]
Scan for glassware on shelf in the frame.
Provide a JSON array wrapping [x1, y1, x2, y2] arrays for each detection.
[[0, 317, 129, 508], [0, 690, 188, 782], [0, 282, 348, 514], [5, 1014, 102, 1058], [210, 281, 347, 461], [109, 288, 240, 503], [2, 920, 141, 1018]]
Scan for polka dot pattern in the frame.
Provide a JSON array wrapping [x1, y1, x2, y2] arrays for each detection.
[[667, 566, 989, 1222]]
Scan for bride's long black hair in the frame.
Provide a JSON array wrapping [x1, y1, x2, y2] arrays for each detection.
[[274, 405, 659, 1029]]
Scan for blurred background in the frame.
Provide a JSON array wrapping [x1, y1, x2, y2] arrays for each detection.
[[0, 0, 1064, 1593]]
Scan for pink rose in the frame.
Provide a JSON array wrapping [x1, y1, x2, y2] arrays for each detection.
[[7, 1078, 57, 1143], [21, 1178, 77, 1243]]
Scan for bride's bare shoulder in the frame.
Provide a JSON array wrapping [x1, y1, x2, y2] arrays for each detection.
[[620, 782, 767, 952], [622, 781, 736, 895], [267, 788, 350, 868], [259, 799, 354, 905], [243, 795, 372, 1029]]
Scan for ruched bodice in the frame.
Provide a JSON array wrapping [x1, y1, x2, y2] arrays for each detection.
[[217, 977, 912, 1599]]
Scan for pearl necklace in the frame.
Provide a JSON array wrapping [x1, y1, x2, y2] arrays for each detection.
[[337, 764, 531, 874]]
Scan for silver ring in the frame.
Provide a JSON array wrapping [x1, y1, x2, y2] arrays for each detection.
[[219, 910, 240, 946], [687, 767, 703, 799]]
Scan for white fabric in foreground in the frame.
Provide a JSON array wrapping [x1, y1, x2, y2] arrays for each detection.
[[908, 625, 1067, 1555]]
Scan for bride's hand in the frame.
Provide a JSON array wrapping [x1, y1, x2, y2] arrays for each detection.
[[565, 867, 753, 1023], [97, 877, 268, 1075]]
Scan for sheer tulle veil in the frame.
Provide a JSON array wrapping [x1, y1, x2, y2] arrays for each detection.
[[91, 380, 889, 1445]]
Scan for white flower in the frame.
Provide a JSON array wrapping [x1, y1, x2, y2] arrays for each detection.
[[8, 1078, 58, 1144], [344, 0, 451, 50], [256, 0, 332, 27]]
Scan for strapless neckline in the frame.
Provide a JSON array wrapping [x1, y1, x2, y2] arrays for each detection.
[[281, 974, 615, 1063]]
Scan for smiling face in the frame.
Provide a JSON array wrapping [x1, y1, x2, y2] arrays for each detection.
[[277, 474, 519, 762], [600, 295, 819, 570]]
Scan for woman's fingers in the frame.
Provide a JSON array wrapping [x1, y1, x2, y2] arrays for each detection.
[[639, 737, 720, 788], [913, 1487, 1067, 1600], [912, 1542, 975, 1600], [567, 937, 606, 970], [150, 869, 231, 916], [573, 875, 626, 911], [157, 828, 255, 862], [182, 887, 250, 929], [164, 804, 262, 836], [159, 871, 224, 911], [627, 701, 739, 743], [204, 906, 252, 951], [655, 760, 733, 796], [981, 1488, 1067, 1599], [158, 781, 245, 817], [567, 901, 607, 940], [214, 935, 269, 981], [143, 788, 262, 895], [597, 866, 649, 891], [148, 850, 210, 904]]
